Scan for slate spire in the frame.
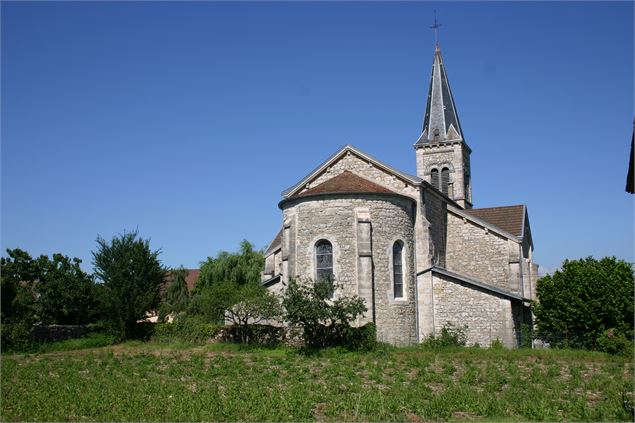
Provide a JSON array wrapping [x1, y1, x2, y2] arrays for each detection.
[[416, 47, 464, 145]]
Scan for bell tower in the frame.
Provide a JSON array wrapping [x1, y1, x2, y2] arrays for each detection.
[[414, 45, 473, 209]]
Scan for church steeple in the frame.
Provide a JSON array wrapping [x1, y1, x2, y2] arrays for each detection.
[[416, 47, 464, 145], [415, 43, 473, 209]]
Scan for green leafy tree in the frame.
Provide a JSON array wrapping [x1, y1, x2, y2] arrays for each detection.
[[1, 249, 37, 324], [92, 231, 166, 339], [189, 281, 281, 343], [196, 240, 263, 289], [37, 254, 98, 325], [533, 257, 634, 350], [224, 282, 282, 343], [282, 278, 367, 348], [0, 248, 97, 325], [159, 267, 190, 322]]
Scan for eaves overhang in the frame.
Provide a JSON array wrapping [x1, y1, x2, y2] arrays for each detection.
[[278, 191, 416, 210], [261, 274, 281, 287], [281, 144, 422, 198]]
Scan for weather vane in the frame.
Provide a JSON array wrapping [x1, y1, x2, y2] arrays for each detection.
[[430, 10, 442, 48]]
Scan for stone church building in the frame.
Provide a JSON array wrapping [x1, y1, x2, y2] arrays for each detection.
[[261, 46, 539, 347]]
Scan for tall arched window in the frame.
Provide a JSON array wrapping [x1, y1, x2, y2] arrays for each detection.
[[315, 240, 333, 282], [393, 241, 404, 299], [430, 168, 439, 190], [441, 167, 450, 196]]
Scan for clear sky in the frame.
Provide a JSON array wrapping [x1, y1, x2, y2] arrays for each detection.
[[2, 1, 633, 275]]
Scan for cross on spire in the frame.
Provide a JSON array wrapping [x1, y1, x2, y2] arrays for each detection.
[[430, 10, 442, 48]]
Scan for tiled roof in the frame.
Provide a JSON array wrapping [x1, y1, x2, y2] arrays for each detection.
[[161, 269, 200, 297], [282, 144, 421, 197], [265, 228, 283, 255], [463, 205, 525, 237], [184, 269, 200, 291], [294, 171, 396, 198]]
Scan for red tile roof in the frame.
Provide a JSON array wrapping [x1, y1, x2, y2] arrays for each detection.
[[463, 205, 525, 237], [294, 171, 395, 197], [161, 269, 200, 297]]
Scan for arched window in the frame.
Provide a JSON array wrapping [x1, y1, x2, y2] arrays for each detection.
[[441, 167, 450, 196], [315, 240, 333, 282], [393, 241, 404, 299], [430, 168, 439, 190]]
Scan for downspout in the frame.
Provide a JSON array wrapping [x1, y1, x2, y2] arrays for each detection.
[[412, 200, 420, 343]]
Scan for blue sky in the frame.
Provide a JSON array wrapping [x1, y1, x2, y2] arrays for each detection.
[[2, 1, 633, 274]]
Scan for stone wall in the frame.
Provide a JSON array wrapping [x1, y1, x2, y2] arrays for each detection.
[[300, 152, 419, 200], [431, 272, 519, 347], [280, 193, 417, 345], [445, 210, 513, 292], [31, 325, 88, 343], [415, 142, 471, 207], [422, 188, 447, 268]]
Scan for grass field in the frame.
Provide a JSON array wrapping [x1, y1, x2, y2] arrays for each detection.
[[2, 342, 633, 422]]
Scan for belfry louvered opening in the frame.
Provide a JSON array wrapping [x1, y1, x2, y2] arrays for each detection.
[[431, 168, 439, 190], [441, 167, 449, 196]]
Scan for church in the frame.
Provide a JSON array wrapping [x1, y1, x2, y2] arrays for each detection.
[[260, 44, 539, 347]]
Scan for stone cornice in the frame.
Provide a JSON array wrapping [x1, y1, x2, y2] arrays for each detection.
[[278, 191, 416, 210]]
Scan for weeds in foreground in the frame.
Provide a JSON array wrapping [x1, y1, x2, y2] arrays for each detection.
[[2, 342, 633, 422]]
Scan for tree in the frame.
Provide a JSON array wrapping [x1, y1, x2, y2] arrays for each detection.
[[196, 240, 263, 290], [92, 231, 166, 339], [159, 267, 190, 322], [533, 257, 634, 350], [282, 278, 367, 348], [1, 249, 37, 324], [224, 282, 282, 343], [188, 281, 281, 343], [0, 248, 97, 325]]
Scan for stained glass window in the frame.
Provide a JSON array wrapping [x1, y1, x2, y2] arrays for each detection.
[[393, 241, 404, 299]]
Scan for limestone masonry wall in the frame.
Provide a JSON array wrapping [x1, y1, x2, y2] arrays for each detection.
[[282, 194, 417, 345], [445, 211, 512, 292], [432, 272, 518, 347], [422, 188, 447, 268]]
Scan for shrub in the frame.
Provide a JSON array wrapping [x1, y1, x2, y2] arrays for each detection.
[[422, 323, 468, 348], [490, 338, 506, 349], [596, 328, 634, 356], [1, 322, 34, 353], [533, 257, 633, 351], [152, 316, 220, 343], [520, 323, 533, 348], [282, 277, 367, 349], [221, 324, 284, 347], [339, 322, 377, 351]]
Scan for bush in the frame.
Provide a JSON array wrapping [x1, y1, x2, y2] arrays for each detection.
[[221, 324, 284, 347], [520, 323, 533, 348], [596, 328, 634, 356], [339, 323, 377, 351], [533, 257, 633, 351], [152, 316, 220, 343], [490, 338, 506, 349], [1, 322, 34, 353], [422, 323, 468, 348], [282, 278, 367, 349]]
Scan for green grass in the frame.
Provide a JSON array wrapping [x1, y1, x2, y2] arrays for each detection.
[[2, 343, 633, 422]]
